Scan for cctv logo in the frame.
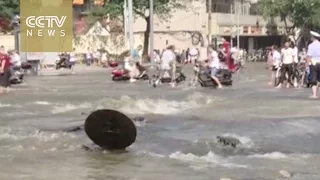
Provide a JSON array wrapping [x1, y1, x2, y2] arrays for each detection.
[[25, 16, 67, 37]]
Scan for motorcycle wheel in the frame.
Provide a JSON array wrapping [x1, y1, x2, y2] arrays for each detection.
[[142, 74, 149, 80], [274, 69, 281, 86]]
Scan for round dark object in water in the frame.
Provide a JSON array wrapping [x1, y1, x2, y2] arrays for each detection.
[[84, 109, 137, 150]]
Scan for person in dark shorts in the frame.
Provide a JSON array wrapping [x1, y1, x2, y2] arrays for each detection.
[[306, 31, 320, 98], [0, 47, 11, 93]]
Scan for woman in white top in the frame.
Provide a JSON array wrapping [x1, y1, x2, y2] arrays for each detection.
[[101, 52, 108, 67], [69, 48, 77, 73], [268, 45, 281, 86]]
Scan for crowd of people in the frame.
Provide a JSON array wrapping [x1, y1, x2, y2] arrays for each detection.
[[266, 31, 320, 98], [2, 31, 320, 99]]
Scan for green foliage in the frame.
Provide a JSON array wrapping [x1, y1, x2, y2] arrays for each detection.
[[258, 0, 320, 30], [88, 0, 186, 57], [0, 0, 19, 19]]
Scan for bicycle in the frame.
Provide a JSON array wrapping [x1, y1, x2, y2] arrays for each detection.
[[274, 63, 300, 87]]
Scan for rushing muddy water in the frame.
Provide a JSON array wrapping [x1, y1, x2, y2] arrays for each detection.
[[0, 63, 319, 180]]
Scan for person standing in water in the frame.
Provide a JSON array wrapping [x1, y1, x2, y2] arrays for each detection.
[[277, 41, 295, 88], [306, 31, 320, 98], [158, 45, 176, 87], [69, 48, 77, 74], [269, 45, 281, 86], [0, 47, 11, 93], [85, 48, 92, 66]]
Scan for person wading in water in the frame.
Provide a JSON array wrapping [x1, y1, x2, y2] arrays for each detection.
[[0, 47, 11, 93], [306, 31, 320, 98]]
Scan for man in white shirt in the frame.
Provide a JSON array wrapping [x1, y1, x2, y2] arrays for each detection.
[[188, 47, 199, 64], [208, 45, 223, 88], [277, 42, 295, 88], [9, 50, 21, 67], [158, 45, 176, 86]]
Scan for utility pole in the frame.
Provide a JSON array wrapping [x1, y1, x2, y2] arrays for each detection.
[[128, 0, 134, 53], [230, 3, 234, 47], [237, 0, 241, 49], [123, 0, 128, 41], [208, 0, 212, 45], [149, 0, 154, 68]]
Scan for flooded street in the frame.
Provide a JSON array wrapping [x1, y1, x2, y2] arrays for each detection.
[[0, 63, 319, 180]]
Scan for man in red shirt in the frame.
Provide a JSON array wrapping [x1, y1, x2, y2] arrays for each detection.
[[0, 46, 11, 93]]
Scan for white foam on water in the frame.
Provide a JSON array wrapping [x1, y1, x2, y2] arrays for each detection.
[[219, 133, 254, 148], [51, 103, 92, 114], [248, 152, 310, 160], [281, 120, 320, 136], [96, 92, 218, 115], [0, 103, 12, 107], [2, 111, 37, 117], [0, 127, 75, 141], [137, 151, 166, 158], [169, 151, 247, 169], [34, 101, 52, 105], [249, 152, 288, 159]]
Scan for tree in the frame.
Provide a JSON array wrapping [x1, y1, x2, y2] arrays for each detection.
[[0, 0, 19, 33], [258, 0, 320, 41], [258, 0, 292, 35], [89, 0, 186, 58], [0, 0, 19, 19]]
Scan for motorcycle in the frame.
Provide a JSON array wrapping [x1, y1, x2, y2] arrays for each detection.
[[56, 54, 72, 69], [111, 63, 149, 81], [9, 62, 32, 84], [196, 66, 233, 87]]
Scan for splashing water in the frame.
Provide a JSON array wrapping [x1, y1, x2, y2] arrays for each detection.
[[51, 103, 92, 114], [34, 101, 52, 105], [96, 92, 218, 115], [169, 151, 247, 169], [0, 103, 12, 107], [219, 133, 254, 148]]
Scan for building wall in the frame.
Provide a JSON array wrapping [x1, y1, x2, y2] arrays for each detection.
[[0, 35, 15, 50], [129, 0, 290, 50]]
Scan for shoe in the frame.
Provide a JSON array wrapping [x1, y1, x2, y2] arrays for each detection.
[[130, 79, 136, 83], [275, 84, 282, 88]]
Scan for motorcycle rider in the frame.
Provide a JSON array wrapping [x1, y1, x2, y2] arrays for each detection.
[[8, 50, 21, 68], [124, 52, 139, 83], [8, 50, 22, 81], [207, 44, 223, 89]]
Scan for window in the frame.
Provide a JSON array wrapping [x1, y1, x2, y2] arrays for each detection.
[[73, 0, 84, 5], [206, 0, 232, 13], [249, 3, 259, 15], [206, 0, 252, 15]]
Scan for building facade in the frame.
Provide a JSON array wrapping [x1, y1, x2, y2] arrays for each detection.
[[72, 0, 290, 53], [132, 0, 289, 52]]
